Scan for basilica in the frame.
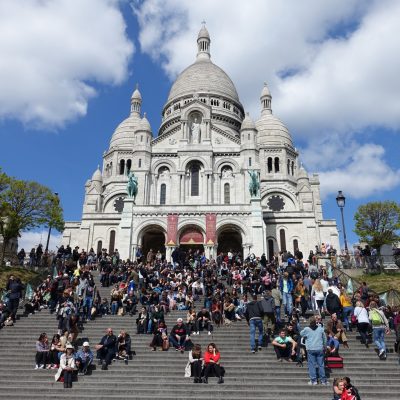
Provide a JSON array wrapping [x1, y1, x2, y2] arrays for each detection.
[[62, 26, 339, 261]]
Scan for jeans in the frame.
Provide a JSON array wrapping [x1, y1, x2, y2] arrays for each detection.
[[249, 319, 263, 351], [282, 292, 293, 315], [169, 334, 186, 349], [342, 306, 354, 329], [373, 327, 386, 352], [84, 297, 93, 319], [275, 306, 281, 323], [307, 350, 326, 383]]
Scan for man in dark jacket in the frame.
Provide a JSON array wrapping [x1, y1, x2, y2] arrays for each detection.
[[260, 290, 276, 335], [95, 327, 117, 370], [6, 276, 25, 322], [169, 318, 190, 352], [325, 289, 342, 316], [245, 294, 264, 353]]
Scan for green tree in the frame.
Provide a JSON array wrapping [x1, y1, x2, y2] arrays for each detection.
[[0, 176, 64, 266], [354, 201, 400, 251]]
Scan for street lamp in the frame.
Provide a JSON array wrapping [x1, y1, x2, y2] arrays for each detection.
[[336, 190, 348, 253], [45, 192, 59, 253]]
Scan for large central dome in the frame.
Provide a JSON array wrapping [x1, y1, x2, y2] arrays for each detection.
[[166, 25, 240, 105], [167, 59, 240, 103]]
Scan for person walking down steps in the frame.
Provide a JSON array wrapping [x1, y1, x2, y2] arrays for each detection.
[[245, 294, 264, 353]]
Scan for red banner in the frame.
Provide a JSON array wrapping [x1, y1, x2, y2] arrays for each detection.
[[167, 214, 178, 246], [205, 213, 216, 245]]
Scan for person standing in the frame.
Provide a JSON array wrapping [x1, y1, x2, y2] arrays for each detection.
[[279, 272, 294, 317], [6, 275, 24, 322], [300, 316, 328, 385], [369, 301, 390, 359], [245, 294, 264, 353]]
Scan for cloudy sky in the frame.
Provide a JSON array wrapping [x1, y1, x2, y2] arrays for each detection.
[[1, 0, 399, 251]]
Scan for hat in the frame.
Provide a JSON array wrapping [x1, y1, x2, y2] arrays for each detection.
[[177, 318, 183, 323], [66, 344, 74, 350], [82, 341, 90, 347]]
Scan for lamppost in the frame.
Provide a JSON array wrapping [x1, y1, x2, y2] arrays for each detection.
[[45, 192, 59, 253], [336, 190, 348, 253]]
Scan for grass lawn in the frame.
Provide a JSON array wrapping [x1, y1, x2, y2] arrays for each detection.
[[359, 272, 400, 293], [0, 266, 39, 291]]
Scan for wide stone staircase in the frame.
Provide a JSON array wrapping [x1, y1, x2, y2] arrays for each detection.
[[0, 275, 399, 399]]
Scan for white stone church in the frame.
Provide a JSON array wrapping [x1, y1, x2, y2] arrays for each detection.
[[62, 26, 339, 261]]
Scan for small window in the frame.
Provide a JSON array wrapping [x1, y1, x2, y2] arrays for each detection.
[[280, 229, 286, 252], [191, 164, 200, 196], [138, 159, 142, 168], [119, 159, 125, 175], [248, 133, 250, 140], [249, 157, 252, 167], [268, 157, 273, 173], [97, 241, 102, 256], [141, 135, 143, 142], [293, 239, 299, 253], [274, 157, 280, 172], [291, 161, 294, 176], [109, 231, 116, 254], [287, 160, 291, 175], [126, 159, 132, 174], [224, 183, 230, 204], [160, 183, 166, 205]]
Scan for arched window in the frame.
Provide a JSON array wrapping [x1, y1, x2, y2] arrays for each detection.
[[97, 240, 102, 256], [287, 160, 291, 175], [126, 159, 132, 174], [224, 183, 230, 204], [267, 157, 273, 173], [293, 239, 299, 253], [249, 157, 252, 167], [109, 230, 115, 254], [191, 163, 200, 196], [160, 183, 166, 205], [109, 162, 113, 176], [268, 239, 274, 261], [274, 157, 280, 172], [119, 159, 125, 175], [291, 161, 294, 176], [279, 229, 286, 252], [138, 159, 142, 168]]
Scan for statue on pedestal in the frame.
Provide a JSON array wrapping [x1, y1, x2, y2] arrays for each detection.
[[127, 171, 138, 204], [191, 118, 200, 144], [248, 170, 260, 198]]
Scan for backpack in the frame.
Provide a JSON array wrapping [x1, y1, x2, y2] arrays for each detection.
[[370, 309, 383, 326]]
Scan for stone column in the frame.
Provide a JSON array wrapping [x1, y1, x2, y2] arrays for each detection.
[[117, 199, 134, 260], [250, 197, 265, 256]]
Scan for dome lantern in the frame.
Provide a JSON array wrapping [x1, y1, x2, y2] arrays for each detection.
[[260, 82, 272, 115], [130, 83, 142, 116], [197, 21, 211, 61]]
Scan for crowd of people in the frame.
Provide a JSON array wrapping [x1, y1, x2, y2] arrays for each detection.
[[2, 243, 400, 397]]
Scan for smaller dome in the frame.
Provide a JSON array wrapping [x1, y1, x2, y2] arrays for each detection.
[[198, 25, 210, 40], [260, 82, 271, 98], [92, 166, 102, 182], [109, 114, 140, 148], [256, 113, 293, 147], [241, 113, 256, 130], [138, 113, 151, 132], [131, 84, 142, 101]]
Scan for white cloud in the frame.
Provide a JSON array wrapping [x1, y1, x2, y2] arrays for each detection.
[[18, 230, 62, 252], [0, 0, 134, 128], [319, 144, 400, 199]]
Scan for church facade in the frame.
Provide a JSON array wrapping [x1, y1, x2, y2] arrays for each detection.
[[62, 26, 339, 261]]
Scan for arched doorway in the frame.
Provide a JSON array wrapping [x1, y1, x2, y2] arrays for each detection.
[[140, 226, 166, 260], [179, 226, 204, 260], [217, 225, 243, 257]]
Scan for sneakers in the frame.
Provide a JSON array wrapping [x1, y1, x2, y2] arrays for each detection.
[[320, 381, 329, 386], [39, 364, 45, 369], [307, 381, 318, 386], [251, 350, 256, 354], [195, 331, 199, 335], [258, 346, 262, 351], [379, 349, 385, 357], [208, 331, 211, 335], [34, 364, 39, 370]]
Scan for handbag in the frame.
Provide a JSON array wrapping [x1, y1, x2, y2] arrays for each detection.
[[117, 307, 124, 316], [351, 315, 358, 325], [184, 361, 191, 378]]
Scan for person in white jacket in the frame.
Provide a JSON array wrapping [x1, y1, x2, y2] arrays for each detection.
[[55, 344, 76, 388]]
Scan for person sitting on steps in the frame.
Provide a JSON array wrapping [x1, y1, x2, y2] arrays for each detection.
[[272, 328, 297, 362], [55, 344, 76, 388], [188, 343, 203, 383], [195, 307, 213, 335], [75, 341, 93, 375], [326, 313, 349, 348], [203, 343, 223, 384], [95, 327, 117, 370], [169, 318, 190, 353]]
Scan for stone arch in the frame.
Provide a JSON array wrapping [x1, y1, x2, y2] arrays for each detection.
[[215, 158, 240, 174], [135, 222, 167, 257], [261, 188, 299, 211], [103, 192, 128, 213], [216, 221, 245, 256], [151, 159, 177, 175], [181, 156, 208, 172]]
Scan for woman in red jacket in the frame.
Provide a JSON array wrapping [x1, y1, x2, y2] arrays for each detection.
[[203, 343, 223, 384]]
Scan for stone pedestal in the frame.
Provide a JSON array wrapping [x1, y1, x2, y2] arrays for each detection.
[[250, 197, 266, 256], [117, 199, 134, 260]]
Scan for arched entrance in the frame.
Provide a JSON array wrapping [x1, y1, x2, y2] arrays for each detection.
[[179, 226, 204, 259], [217, 225, 243, 256], [140, 226, 166, 259]]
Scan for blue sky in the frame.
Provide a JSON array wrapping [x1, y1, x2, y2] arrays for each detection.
[[0, 0, 399, 251]]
